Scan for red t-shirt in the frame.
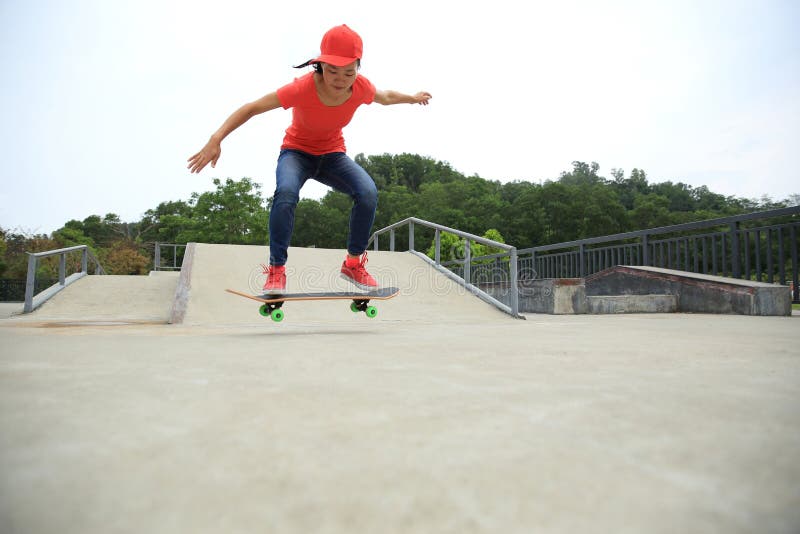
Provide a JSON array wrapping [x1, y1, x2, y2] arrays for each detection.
[[276, 72, 376, 155]]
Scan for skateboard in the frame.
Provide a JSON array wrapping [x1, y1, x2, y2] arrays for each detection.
[[225, 286, 400, 322]]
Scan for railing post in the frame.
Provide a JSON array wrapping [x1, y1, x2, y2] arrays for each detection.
[[408, 221, 415, 252], [510, 248, 519, 316], [791, 225, 799, 303], [642, 233, 650, 266], [464, 238, 471, 285], [155, 242, 161, 270], [579, 243, 586, 277], [754, 230, 762, 281], [778, 228, 786, 285], [729, 222, 741, 278], [59, 253, 66, 286], [390, 229, 395, 252], [24, 254, 37, 313], [434, 230, 441, 265], [81, 247, 88, 274], [766, 229, 774, 283]]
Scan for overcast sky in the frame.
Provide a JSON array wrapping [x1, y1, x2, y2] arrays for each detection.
[[1, 0, 798, 235]]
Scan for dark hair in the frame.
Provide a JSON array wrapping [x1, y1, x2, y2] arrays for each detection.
[[293, 59, 361, 73]]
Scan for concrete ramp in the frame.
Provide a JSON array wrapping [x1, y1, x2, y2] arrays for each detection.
[[13, 272, 179, 324], [172, 243, 509, 325]]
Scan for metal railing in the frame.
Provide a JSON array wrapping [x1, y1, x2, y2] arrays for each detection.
[[369, 217, 522, 318], [520, 206, 800, 303], [368, 207, 799, 312], [24, 245, 105, 313], [153, 243, 186, 271]]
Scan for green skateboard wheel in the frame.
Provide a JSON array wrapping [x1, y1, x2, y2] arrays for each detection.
[[271, 308, 285, 322], [365, 306, 378, 318], [259, 304, 271, 317], [350, 302, 360, 313]]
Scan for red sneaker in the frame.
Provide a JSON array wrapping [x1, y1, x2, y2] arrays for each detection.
[[261, 264, 286, 293], [340, 252, 378, 290]]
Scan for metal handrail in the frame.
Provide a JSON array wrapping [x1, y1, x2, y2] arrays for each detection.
[[369, 217, 522, 318], [24, 245, 105, 313], [520, 206, 800, 303], [154, 242, 186, 271], [526, 205, 800, 253]]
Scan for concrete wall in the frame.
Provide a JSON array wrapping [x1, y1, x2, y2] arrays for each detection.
[[480, 266, 792, 316], [585, 266, 792, 316]]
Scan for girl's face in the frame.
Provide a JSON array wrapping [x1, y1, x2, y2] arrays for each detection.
[[320, 61, 359, 94]]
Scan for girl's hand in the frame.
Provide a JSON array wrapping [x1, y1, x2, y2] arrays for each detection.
[[187, 139, 221, 174], [414, 92, 432, 105]]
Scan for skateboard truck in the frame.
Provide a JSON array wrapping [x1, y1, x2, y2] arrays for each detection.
[[259, 301, 286, 322], [350, 299, 378, 318]]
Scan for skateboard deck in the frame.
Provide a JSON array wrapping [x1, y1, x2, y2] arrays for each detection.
[[225, 286, 400, 322]]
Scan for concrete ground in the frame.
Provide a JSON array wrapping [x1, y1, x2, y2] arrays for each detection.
[[1, 246, 799, 534], [0, 303, 23, 319]]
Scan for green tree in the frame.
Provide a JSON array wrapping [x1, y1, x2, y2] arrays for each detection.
[[52, 226, 96, 249], [425, 230, 463, 262], [611, 168, 651, 210], [502, 182, 546, 247], [650, 181, 696, 212], [5, 154, 775, 277], [292, 196, 350, 249], [98, 241, 150, 275], [1, 231, 60, 279], [630, 193, 672, 229], [559, 161, 603, 187], [355, 153, 399, 190], [691, 186, 731, 213], [577, 185, 627, 237], [182, 178, 268, 244], [426, 229, 506, 262], [472, 229, 507, 259], [538, 182, 583, 243], [356, 152, 464, 192], [139, 200, 195, 243]]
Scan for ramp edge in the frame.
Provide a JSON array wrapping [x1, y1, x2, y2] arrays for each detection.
[[169, 242, 197, 324]]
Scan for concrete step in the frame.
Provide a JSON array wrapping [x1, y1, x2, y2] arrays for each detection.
[[587, 294, 678, 314], [586, 266, 792, 316]]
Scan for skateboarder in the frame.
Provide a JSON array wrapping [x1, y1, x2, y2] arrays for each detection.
[[187, 24, 432, 292]]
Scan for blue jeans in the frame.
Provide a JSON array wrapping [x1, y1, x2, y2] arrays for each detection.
[[269, 149, 378, 266]]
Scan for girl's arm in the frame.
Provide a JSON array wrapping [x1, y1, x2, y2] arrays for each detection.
[[374, 90, 432, 106], [187, 92, 282, 174]]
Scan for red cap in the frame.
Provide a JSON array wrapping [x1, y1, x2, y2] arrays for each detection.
[[312, 24, 363, 66]]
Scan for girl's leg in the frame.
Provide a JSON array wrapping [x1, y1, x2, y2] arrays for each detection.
[[269, 150, 315, 266], [315, 153, 378, 256]]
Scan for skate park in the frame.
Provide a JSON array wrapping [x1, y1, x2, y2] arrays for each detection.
[[1, 237, 799, 534], [5, 3, 800, 532]]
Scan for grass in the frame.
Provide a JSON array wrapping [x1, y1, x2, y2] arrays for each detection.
[[794, 303, 800, 311]]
